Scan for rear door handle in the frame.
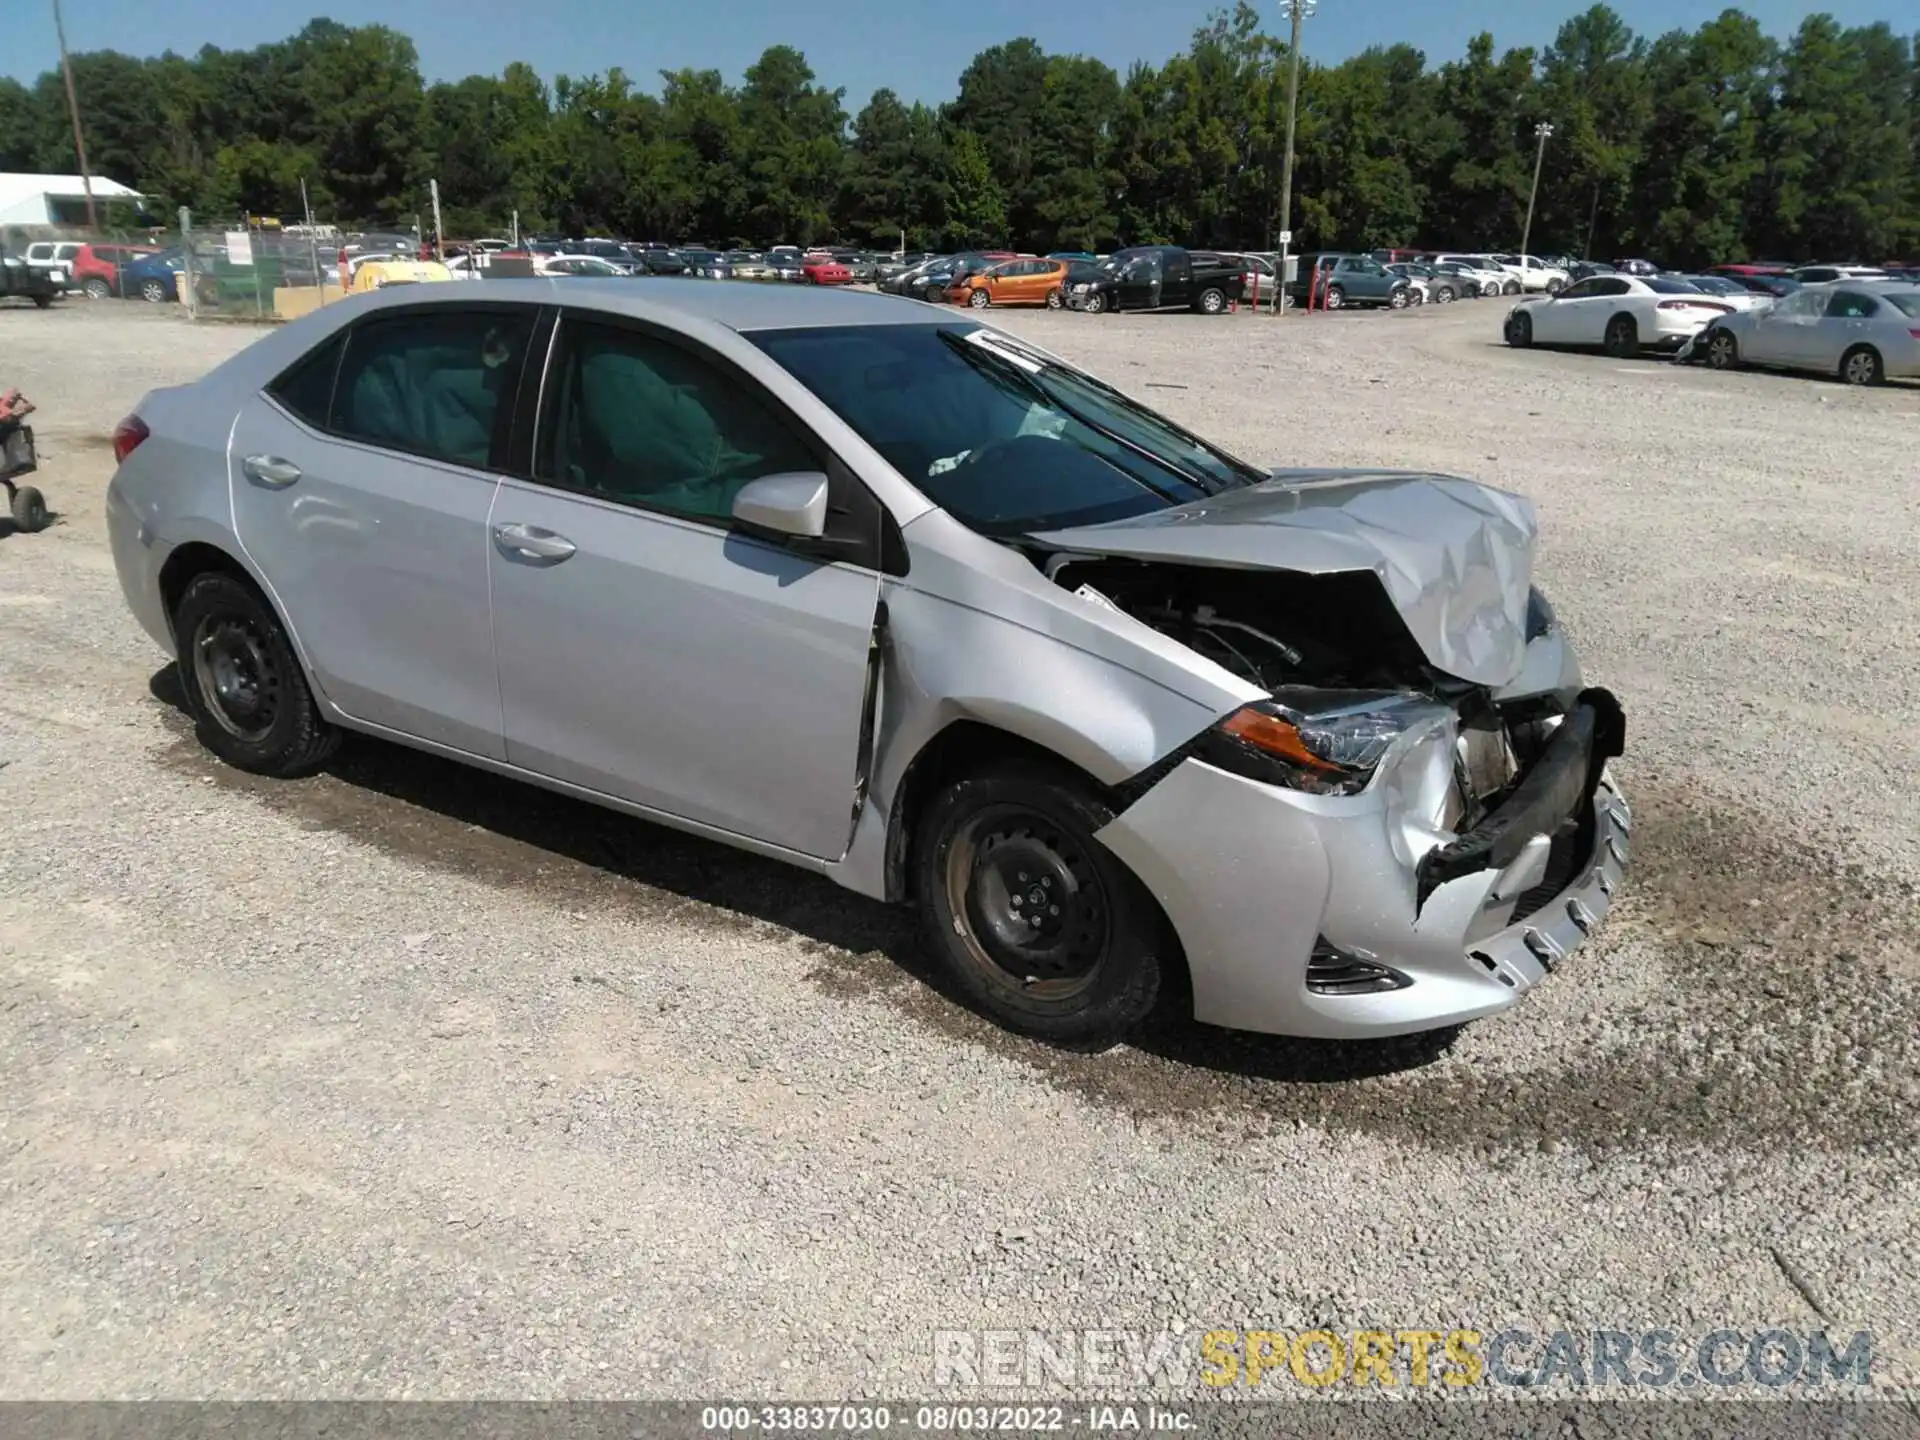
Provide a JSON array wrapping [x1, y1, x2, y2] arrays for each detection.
[[492, 522, 577, 563], [242, 454, 301, 488]]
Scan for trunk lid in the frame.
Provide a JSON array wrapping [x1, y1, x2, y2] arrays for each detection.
[[1029, 469, 1538, 686]]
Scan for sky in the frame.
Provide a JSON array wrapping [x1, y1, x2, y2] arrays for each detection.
[[8, 0, 1914, 108]]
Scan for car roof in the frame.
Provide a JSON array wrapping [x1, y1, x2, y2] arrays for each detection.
[[347, 276, 951, 332]]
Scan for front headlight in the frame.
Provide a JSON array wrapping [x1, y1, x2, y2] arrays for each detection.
[[1199, 690, 1452, 796], [1073, 283, 1090, 292]]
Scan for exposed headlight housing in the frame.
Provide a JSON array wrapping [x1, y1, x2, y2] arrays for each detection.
[[1525, 585, 1557, 640], [1199, 689, 1453, 796]]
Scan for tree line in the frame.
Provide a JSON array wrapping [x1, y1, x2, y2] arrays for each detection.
[[2, 4, 1916, 266]]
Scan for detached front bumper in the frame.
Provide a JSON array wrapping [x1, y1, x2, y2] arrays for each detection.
[[1095, 692, 1630, 1040]]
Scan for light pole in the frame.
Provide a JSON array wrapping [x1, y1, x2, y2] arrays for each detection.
[[1520, 121, 1553, 259], [52, 0, 98, 230], [1274, 0, 1315, 314]]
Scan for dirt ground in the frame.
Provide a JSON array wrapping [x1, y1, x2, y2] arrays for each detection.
[[1, 295, 1916, 1402]]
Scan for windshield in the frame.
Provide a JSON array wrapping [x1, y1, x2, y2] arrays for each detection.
[[752, 323, 1265, 536]]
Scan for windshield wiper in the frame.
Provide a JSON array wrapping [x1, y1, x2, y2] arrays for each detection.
[[936, 329, 1211, 501]]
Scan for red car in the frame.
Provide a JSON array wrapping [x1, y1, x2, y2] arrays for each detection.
[[71, 242, 162, 300], [802, 254, 852, 285]]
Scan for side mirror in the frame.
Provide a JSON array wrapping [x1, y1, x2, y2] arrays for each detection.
[[731, 471, 829, 540]]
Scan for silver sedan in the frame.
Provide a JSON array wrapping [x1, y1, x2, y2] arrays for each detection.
[[1700, 281, 1920, 384], [105, 280, 1628, 1047]]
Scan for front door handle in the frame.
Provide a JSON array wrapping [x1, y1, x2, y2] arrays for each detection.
[[242, 454, 301, 488], [493, 522, 577, 563]]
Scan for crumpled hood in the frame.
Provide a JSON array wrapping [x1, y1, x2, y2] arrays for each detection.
[[1029, 468, 1538, 686]]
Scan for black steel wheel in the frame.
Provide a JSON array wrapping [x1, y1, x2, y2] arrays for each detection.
[[8, 484, 48, 532], [173, 571, 339, 776], [914, 760, 1166, 1047]]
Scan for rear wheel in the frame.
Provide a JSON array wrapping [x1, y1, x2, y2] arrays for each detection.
[[1604, 315, 1639, 358], [139, 278, 170, 303], [1434, 285, 1455, 305], [1046, 287, 1064, 309], [1389, 287, 1410, 310], [1323, 285, 1346, 310], [1505, 311, 1533, 348], [1840, 345, 1883, 387], [172, 572, 340, 777], [1196, 286, 1226, 315], [967, 287, 991, 309], [1546, 277, 1566, 294], [914, 761, 1165, 1048], [1706, 328, 1739, 370], [81, 277, 112, 300], [1503, 279, 1521, 296]]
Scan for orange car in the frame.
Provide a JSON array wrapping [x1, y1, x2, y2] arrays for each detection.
[[949, 257, 1071, 309]]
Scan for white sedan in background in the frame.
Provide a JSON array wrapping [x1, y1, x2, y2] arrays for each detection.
[[1503, 274, 1736, 356], [1484, 253, 1570, 294]]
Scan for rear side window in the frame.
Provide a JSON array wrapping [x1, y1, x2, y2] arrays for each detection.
[[267, 331, 347, 428], [1825, 291, 1879, 319], [329, 308, 535, 469]]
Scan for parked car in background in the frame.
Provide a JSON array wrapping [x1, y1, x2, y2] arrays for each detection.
[[634, 247, 689, 277], [70, 242, 162, 299], [1670, 274, 1772, 311], [1706, 263, 1789, 280], [950, 256, 1071, 309], [803, 254, 853, 285], [1394, 262, 1464, 304], [1788, 263, 1887, 285], [1483, 254, 1569, 294], [348, 257, 454, 292], [1503, 274, 1734, 355], [104, 280, 1625, 1046], [1725, 273, 1801, 300], [1611, 257, 1660, 277], [892, 258, 962, 301], [0, 248, 59, 307], [22, 240, 81, 289], [1368, 248, 1425, 265], [1565, 260, 1616, 283], [540, 256, 628, 278], [678, 249, 734, 280], [1427, 255, 1507, 296], [1072, 246, 1245, 314], [1697, 282, 1920, 385], [122, 247, 186, 303], [767, 253, 807, 283], [726, 252, 774, 281], [1288, 253, 1412, 310]]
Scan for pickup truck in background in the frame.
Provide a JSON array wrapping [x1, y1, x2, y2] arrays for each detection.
[[1068, 246, 1246, 314]]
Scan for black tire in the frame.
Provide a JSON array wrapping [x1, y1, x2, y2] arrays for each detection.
[[32, 293, 52, 309], [9, 484, 48, 532], [1546, 277, 1565, 294], [967, 287, 991, 309], [1408, 287, 1425, 306], [1324, 284, 1345, 310], [172, 571, 340, 777], [913, 760, 1165, 1047], [1083, 291, 1106, 314], [1505, 311, 1533, 348], [1839, 345, 1883, 387], [1503, 279, 1521, 296], [1196, 286, 1226, 315], [139, 278, 170, 303], [81, 277, 112, 300], [1604, 315, 1639, 358], [1046, 287, 1064, 309], [1389, 286, 1409, 310], [1434, 285, 1455, 305], [1705, 328, 1739, 370]]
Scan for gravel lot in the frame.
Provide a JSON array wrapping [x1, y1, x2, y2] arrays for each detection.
[[1, 296, 1916, 1402]]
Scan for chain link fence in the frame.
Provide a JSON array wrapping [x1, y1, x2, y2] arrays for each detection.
[[173, 212, 367, 321]]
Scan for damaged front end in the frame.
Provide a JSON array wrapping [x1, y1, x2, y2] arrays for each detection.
[[1026, 474, 1629, 1039]]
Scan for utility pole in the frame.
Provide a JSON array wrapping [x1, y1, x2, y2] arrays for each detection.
[[51, 0, 98, 230], [1520, 121, 1554, 259], [1274, 0, 1316, 314]]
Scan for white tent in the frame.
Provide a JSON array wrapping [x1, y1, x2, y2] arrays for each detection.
[[0, 172, 146, 227]]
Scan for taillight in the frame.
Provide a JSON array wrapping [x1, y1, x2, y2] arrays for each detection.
[[111, 414, 149, 464], [1659, 299, 1732, 313], [1909, 329, 1920, 341]]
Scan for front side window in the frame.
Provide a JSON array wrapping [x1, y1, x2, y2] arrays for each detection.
[[753, 323, 1263, 537], [538, 318, 817, 524], [329, 307, 534, 469], [1773, 289, 1824, 318]]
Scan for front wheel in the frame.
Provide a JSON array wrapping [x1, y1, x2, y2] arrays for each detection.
[[1082, 291, 1106, 314], [1505, 311, 1533, 348], [1840, 345, 1883, 387], [1603, 315, 1639, 358], [1706, 328, 1739, 370], [1196, 286, 1226, 315], [173, 572, 340, 777], [9, 484, 48, 532], [967, 287, 991, 309], [914, 761, 1165, 1048]]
